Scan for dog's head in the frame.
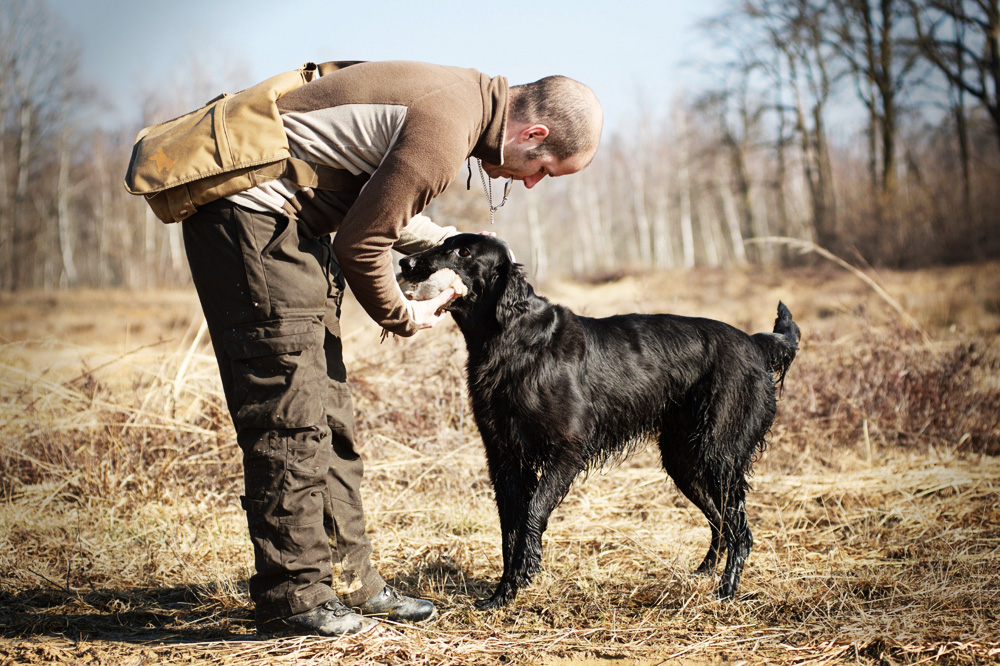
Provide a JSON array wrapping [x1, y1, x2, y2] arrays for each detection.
[[398, 233, 531, 327]]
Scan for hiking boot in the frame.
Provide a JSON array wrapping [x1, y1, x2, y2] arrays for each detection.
[[354, 586, 438, 622], [257, 598, 378, 637]]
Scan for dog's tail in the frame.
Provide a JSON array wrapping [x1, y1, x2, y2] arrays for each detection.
[[752, 301, 800, 390]]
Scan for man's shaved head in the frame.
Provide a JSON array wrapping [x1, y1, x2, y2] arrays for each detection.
[[509, 76, 603, 162]]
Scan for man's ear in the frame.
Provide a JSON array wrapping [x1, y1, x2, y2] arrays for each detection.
[[518, 124, 549, 146]]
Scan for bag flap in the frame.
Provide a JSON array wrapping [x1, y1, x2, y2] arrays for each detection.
[[124, 65, 313, 194], [124, 60, 367, 196]]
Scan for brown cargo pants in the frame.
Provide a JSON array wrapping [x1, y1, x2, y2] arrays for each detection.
[[182, 199, 385, 624]]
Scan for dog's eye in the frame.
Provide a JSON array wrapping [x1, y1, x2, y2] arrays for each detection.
[[458, 247, 471, 258]]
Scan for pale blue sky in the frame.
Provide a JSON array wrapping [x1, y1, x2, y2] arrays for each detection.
[[49, 0, 721, 132]]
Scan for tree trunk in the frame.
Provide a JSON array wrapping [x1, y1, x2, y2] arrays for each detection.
[[630, 162, 652, 268], [724, 146, 752, 265], [698, 196, 721, 267], [879, 0, 897, 198], [987, 0, 1000, 153], [568, 181, 594, 276], [652, 181, 674, 268], [587, 181, 612, 272], [57, 132, 78, 286], [675, 109, 696, 268], [13, 101, 34, 289], [719, 179, 748, 266]]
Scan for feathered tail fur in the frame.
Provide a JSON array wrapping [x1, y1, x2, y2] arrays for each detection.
[[752, 302, 801, 390]]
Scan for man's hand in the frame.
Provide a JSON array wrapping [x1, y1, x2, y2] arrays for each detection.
[[408, 287, 456, 329], [478, 231, 515, 261]]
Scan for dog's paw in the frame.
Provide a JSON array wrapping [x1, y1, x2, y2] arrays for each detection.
[[715, 582, 738, 601], [473, 594, 507, 611]]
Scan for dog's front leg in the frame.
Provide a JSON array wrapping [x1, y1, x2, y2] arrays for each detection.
[[489, 457, 538, 568], [500, 466, 538, 574], [477, 456, 538, 609], [477, 456, 581, 609]]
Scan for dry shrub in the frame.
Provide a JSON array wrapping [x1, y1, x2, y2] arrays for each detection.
[[778, 323, 1000, 464], [0, 329, 238, 504]]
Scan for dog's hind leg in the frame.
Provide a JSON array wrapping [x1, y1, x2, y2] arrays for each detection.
[[701, 373, 769, 600], [712, 412, 762, 599], [658, 415, 726, 574], [476, 455, 582, 610], [669, 470, 725, 574], [717, 472, 753, 599]]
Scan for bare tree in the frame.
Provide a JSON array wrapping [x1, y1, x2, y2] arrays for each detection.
[[650, 143, 675, 269], [830, 0, 924, 199], [908, 0, 999, 255], [911, 0, 1000, 151], [674, 107, 697, 268], [628, 151, 654, 268], [566, 166, 615, 276], [784, 0, 841, 250], [0, 0, 83, 289], [701, 0, 841, 252], [524, 191, 549, 283], [56, 125, 78, 286]]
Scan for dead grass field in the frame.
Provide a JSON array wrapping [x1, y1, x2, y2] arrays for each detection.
[[1, 260, 999, 665]]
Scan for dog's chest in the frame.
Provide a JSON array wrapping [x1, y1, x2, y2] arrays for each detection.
[[468, 346, 589, 448]]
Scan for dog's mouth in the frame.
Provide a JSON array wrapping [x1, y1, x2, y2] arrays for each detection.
[[397, 267, 469, 303]]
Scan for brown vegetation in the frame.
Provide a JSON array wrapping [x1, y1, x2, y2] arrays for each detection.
[[1, 261, 998, 665]]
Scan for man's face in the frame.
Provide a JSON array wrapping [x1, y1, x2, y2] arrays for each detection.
[[480, 145, 591, 189], [480, 122, 595, 189]]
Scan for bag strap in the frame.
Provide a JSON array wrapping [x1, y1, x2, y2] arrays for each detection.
[[283, 61, 369, 192], [316, 60, 365, 77], [282, 157, 370, 192], [241, 158, 369, 193], [300, 60, 366, 84]]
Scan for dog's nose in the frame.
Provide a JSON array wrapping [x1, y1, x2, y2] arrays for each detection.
[[400, 256, 416, 273]]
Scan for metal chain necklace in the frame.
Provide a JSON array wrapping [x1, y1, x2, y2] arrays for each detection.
[[476, 159, 512, 224]]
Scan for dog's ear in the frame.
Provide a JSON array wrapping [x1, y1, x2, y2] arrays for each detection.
[[494, 260, 532, 327]]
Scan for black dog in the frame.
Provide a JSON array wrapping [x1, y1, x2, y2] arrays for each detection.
[[399, 234, 800, 609]]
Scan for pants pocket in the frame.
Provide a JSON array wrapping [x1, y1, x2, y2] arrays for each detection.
[[224, 316, 326, 429]]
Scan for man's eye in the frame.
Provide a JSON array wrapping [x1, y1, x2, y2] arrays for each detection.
[[458, 247, 471, 258]]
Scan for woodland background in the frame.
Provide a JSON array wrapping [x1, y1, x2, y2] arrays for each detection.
[[1, 0, 998, 290]]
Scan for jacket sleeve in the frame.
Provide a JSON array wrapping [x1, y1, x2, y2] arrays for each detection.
[[393, 214, 458, 255], [332, 95, 477, 337]]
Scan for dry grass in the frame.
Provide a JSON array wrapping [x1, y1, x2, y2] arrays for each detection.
[[1, 262, 999, 665]]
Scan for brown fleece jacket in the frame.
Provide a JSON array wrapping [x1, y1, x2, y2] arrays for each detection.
[[229, 61, 508, 337]]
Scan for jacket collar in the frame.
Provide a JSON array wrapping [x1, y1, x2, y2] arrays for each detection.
[[471, 74, 508, 166]]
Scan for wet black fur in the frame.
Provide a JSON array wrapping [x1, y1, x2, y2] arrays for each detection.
[[399, 234, 801, 609]]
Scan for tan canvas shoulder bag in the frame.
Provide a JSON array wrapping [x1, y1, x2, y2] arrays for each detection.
[[124, 60, 368, 223]]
